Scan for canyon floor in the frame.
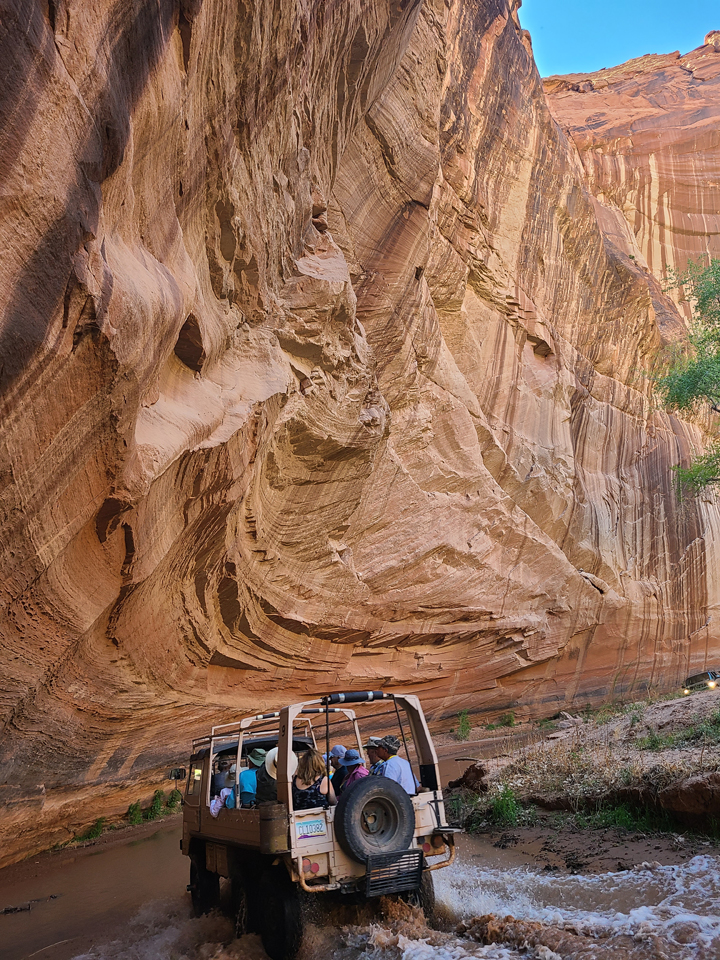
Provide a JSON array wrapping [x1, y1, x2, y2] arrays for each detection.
[[2, 692, 720, 958]]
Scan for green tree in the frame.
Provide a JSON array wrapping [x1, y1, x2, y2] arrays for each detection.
[[656, 257, 720, 491]]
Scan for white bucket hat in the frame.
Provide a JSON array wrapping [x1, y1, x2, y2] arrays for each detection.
[[265, 746, 298, 780]]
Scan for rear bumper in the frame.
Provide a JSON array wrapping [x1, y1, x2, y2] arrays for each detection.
[[365, 849, 425, 898]]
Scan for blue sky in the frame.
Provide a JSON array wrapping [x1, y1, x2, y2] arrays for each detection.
[[518, 0, 718, 76]]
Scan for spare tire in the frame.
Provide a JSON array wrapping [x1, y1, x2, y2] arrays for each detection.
[[334, 775, 415, 862]]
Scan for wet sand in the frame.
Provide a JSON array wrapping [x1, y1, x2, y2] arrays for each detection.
[[467, 816, 715, 874], [0, 818, 186, 960]]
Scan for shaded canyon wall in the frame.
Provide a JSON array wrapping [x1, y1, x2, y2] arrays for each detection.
[[1, 0, 719, 863]]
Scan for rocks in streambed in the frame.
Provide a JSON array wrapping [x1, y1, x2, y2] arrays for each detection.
[[448, 761, 489, 794]]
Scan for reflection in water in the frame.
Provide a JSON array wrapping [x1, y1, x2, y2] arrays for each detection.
[[2, 824, 719, 960]]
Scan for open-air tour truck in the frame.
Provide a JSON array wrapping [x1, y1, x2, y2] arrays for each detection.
[[176, 691, 458, 959]]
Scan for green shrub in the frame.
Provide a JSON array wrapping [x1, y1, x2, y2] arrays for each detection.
[[457, 709, 471, 741], [145, 789, 164, 821], [488, 786, 520, 826], [75, 817, 105, 842], [497, 712, 515, 728], [127, 801, 143, 825], [166, 789, 183, 810]]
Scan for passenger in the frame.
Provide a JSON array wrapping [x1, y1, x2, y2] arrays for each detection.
[[328, 744, 347, 794], [210, 787, 232, 817], [211, 757, 232, 796], [375, 736, 416, 795], [258, 746, 298, 803], [337, 748, 368, 794], [364, 736, 385, 775], [225, 747, 267, 809], [292, 748, 337, 810]]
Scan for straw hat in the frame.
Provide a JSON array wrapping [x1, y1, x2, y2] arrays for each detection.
[[264, 746, 298, 780]]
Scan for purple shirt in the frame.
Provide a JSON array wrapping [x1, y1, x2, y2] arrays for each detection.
[[341, 765, 369, 792]]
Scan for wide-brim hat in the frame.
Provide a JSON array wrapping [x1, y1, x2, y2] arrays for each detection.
[[364, 737, 383, 749], [339, 748, 363, 767], [379, 735, 401, 753], [247, 747, 267, 766], [265, 746, 299, 780]]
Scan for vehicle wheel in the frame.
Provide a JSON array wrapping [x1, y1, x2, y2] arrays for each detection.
[[231, 877, 248, 938], [405, 870, 435, 921], [334, 775, 415, 862], [189, 854, 220, 916], [259, 867, 303, 960]]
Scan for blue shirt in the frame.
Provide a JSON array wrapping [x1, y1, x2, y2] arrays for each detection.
[[379, 754, 416, 794], [224, 768, 259, 808], [239, 767, 258, 805]]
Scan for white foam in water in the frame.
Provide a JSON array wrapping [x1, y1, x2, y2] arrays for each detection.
[[393, 936, 519, 960], [435, 853, 720, 955]]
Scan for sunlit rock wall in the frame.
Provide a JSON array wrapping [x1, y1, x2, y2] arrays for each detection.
[[544, 33, 720, 292], [1, 0, 719, 864]]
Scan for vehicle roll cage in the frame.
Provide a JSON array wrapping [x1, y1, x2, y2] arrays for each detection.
[[192, 692, 441, 810]]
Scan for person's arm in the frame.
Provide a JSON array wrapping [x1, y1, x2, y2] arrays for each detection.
[[326, 778, 337, 806]]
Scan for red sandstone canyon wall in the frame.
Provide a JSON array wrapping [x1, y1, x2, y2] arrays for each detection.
[[1, 1, 719, 864], [544, 32, 720, 298]]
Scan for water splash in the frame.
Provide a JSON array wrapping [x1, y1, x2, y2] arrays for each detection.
[[69, 853, 720, 960], [435, 854, 720, 957]]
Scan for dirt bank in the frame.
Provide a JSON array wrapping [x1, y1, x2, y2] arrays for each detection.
[[445, 689, 720, 830]]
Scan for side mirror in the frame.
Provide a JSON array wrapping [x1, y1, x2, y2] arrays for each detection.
[[169, 767, 187, 781]]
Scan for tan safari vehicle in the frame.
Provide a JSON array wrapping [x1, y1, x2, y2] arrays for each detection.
[[175, 691, 458, 959]]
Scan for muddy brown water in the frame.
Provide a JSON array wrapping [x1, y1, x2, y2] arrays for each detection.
[[2, 813, 720, 960]]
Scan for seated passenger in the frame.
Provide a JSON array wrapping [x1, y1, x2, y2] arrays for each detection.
[[292, 748, 337, 810], [211, 757, 232, 796], [259, 746, 298, 803], [364, 736, 385, 775], [210, 787, 232, 817], [225, 747, 267, 809], [328, 744, 347, 794], [337, 748, 368, 794], [375, 736, 417, 795]]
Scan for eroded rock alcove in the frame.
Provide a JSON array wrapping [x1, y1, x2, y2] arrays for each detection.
[[1, 0, 719, 863]]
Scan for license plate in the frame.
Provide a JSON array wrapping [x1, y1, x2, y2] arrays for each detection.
[[296, 818, 326, 840]]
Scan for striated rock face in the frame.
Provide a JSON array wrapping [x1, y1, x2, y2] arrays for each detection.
[[1, 1, 719, 864], [544, 34, 720, 290]]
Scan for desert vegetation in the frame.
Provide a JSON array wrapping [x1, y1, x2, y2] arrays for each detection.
[[447, 690, 720, 839], [656, 257, 720, 491]]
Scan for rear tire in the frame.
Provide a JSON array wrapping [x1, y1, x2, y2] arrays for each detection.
[[231, 877, 248, 938], [189, 854, 220, 916], [259, 867, 303, 960], [405, 870, 435, 922], [334, 776, 415, 862]]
